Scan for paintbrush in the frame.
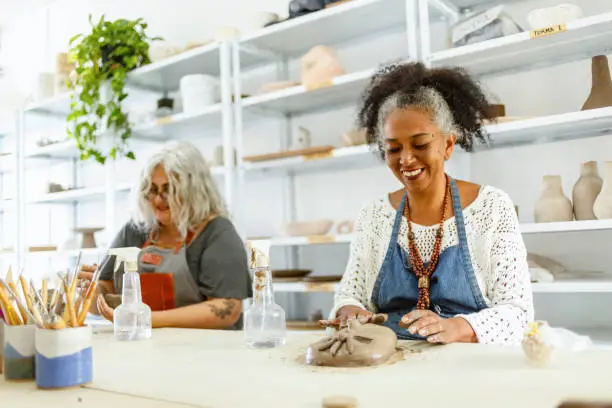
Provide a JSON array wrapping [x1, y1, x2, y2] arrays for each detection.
[[0, 282, 17, 325], [42, 278, 48, 309], [0, 279, 38, 326], [5, 268, 28, 324], [77, 261, 104, 326], [61, 274, 78, 327]]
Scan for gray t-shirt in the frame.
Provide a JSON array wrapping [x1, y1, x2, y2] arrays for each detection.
[[98, 217, 252, 329]]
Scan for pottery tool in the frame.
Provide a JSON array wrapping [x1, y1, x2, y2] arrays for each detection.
[[0, 278, 24, 325], [42, 278, 48, 309], [19, 274, 34, 320], [0, 282, 17, 324], [31, 279, 48, 315], [5, 267, 28, 324], [61, 273, 78, 327], [44, 276, 67, 330], [0, 279, 37, 326]]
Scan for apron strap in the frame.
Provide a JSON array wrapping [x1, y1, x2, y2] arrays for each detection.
[[449, 177, 488, 309]]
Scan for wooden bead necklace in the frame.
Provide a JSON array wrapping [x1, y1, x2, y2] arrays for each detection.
[[404, 174, 451, 310]]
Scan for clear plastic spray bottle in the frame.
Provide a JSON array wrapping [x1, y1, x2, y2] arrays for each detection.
[[109, 247, 152, 341]]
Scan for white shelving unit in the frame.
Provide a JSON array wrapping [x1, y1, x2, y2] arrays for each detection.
[[14, 41, 235, 271], [4, 0, 612, 340]]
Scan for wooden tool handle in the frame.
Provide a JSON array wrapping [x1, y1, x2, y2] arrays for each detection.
[[0, 286, 19, 325], [77, 281, 98, 326], [8, 282, 28, 324], [62, 279, 78, 327]]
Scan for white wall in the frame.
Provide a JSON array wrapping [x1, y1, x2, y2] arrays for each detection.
[[1, 0, 611, 334]]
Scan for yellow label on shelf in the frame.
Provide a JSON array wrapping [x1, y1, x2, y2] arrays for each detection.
[[307, 235, 336, 244], [303, 150, 334, 161], [529, 24, 567, 39], [156, 116, 173, 126], [305, 79, 333, 91]]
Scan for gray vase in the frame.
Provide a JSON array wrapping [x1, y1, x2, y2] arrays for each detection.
[[534, 175, 573, 223], [572, 161, 603, 220]]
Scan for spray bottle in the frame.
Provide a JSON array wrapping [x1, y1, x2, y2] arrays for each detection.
[[108, 247, 152, 341]]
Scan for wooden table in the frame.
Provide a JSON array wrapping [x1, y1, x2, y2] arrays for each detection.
[[4, 327, 612, 407]]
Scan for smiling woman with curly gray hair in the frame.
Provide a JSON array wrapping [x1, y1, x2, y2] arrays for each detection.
[[79, 140, 252, 330]]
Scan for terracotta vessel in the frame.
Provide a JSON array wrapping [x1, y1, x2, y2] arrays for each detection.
[[572, 161, 603, 220], [534, 175, 573, 223], [581, 55, 612, 110], [594, 161, 612, 219]]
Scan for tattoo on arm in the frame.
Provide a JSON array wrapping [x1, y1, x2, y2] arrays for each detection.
[[206, 299, 236, 319]]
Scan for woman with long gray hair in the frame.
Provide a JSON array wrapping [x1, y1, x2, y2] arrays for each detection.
[[79, 140, 251, 330]]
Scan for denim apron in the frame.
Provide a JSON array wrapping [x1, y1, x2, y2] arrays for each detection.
[[372, 178, 488, 340]]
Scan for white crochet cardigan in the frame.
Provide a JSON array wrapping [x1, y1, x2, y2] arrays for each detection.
[[331, 185, 534, 345]]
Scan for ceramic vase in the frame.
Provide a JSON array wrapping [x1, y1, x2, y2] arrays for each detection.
[[4, 324, 36, 381], [581, 55, 612, 110], [534, 175, 573, 223], [572, 161, 603, 220], [594, 161, 612, 219]]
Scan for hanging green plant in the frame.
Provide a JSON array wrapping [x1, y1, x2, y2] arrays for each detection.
[[66, 15, 162, 164]]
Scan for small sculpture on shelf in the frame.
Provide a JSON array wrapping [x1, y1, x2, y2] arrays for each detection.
[[290, 127, 312, 150], [594, 161, 612, 219], [581, 56, 612, 111], [534, 175, 573, 223], [572, 161, 602, 220]]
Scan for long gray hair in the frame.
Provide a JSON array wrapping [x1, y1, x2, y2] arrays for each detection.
[[130, 140, 227, 238]]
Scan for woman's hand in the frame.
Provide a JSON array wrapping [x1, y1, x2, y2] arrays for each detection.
[[96, 294, 115, 323], [324, 305, 373, 328], [77, 264, 97, 291], [399, 309, 477, 344]]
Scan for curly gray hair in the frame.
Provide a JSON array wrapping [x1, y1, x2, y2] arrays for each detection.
[[130, 140, 227, 238]]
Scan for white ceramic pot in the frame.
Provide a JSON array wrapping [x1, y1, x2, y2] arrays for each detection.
[[534, 175, 573, 223], [4, 324, 36, 381], [594, 161, 612, 219], [572, 161, 603, 220], [180, 74, 218, 113], [35, 326, 93, 389]]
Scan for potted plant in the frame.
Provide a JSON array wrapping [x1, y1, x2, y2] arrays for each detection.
[[66, 15, 161, 164]]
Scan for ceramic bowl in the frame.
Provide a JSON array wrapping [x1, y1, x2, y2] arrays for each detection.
[[280, 219, 333, 236], [527, 4, 582, 29]]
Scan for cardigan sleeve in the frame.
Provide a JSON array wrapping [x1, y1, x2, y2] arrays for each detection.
[[329, 204, 375, 318], [457, 190, 534, 345]]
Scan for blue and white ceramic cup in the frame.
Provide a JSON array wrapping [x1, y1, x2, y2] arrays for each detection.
[[35, 326, 93, 389], [3, 324, 36, 381]]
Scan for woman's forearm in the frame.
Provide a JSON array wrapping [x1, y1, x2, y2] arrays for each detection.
[[152, 298, 242, 329]]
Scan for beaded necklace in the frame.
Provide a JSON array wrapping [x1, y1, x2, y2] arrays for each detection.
[[404, 174, 451, 310]]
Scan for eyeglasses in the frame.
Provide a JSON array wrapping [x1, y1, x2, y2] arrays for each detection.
[[145, 186, 170, 202]]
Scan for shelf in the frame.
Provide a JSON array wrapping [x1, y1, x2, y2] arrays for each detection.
[[27, 182, 132, 204], [243, 145, 379, 177], [532, 280, 612, 293], [521, 220, 612, 235], [486, 108, 612, 148], [24, 93, 71, 116], [133, 104, 223, 138], [242, 68, 375, 116], [263, 234, 354, 247], [238, 0, 408, 68], [273, 281, 340, 293], [429, 12, 612, 77], [273, 279, 612, 294], [127, 42, 222, 92], [26, 247, 106, 259]]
